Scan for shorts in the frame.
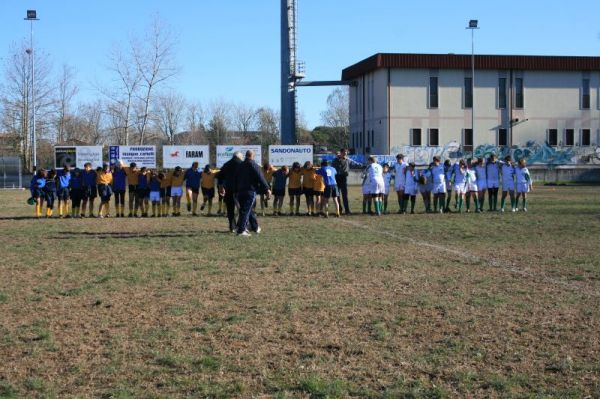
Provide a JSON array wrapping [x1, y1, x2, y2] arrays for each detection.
[[288, 187, 302, 196], [418, 185, 430, 194], [394, 183, 405, 192], [166, 187, 171, 197], [83, 185, 97, 199], [314, 190, 324, 197], [170, 186, 183, 197], [324, 185, 339, 198], [502, 181, 515, 191], [487, 181, 500, 189], [57, 187, 70, 201], [129, 184, 138, 193], [202, 187, 215, 199], [273, 188, 285, 197], [467, 183, 478, 192], [477, 181, 487, 191], [454, 184, 467, 195], [303, 188, 314, 197], [383, 186, 390, 196], [137, 187, 150, 199], [187, 186, 200, 194], [404, 186, 418, 196], [113, 189, 126, 195], [98, 184, 113, 201], [31, 188, 44, 199], [159, 188, 167, 198], [432, 182, 447, 194], [44, 191, 57, 202], [149, 191, 161, 202], [516, 182, 530, 193], [366, 180, 385, 195]]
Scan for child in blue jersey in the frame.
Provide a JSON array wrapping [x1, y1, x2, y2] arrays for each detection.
[[382, 163, 393, 214], [271, 165, 288, 216], [184, 162, 201, 216], [475, 158, 487, 212], [81, 162, 98, 217], [402, 163, 418, 214], [43, 170, 58, 218], [136, 167, 150, 217], [317, 160, 340, 218], [515, 159, 533, 211], [500, 155, 516, 212], [112, 162, 127, 217], [465, 159, 480, 213], [56, 165, 71, 218], [443, 160, 454, 212], [486, 154, 501, 211], [452, 160, 467, 212], [430, 157, 446, 213], [148, 170, 162, 217], [69, 168, 84, 218], [419, 164, 433, 213], [30, 169, 47, 218]]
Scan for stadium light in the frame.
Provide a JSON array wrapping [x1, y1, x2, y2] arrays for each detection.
[[24, 10, 39, 170], [466, 19, 479, 156]]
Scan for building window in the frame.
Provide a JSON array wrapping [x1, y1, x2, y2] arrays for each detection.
[[428, 129, 439, 146], [548, 129, 558, 147], [582, 79, 591, 109], [498, 78, 507, 109], [565, 129, 575, 146], [581, 129, 591, 146], [498, 129, 508, 146], [463, 128, 473, 152], [429, 77, 438, 108], [464, 77, 473, 108], [515, 78, 524, 108], [411, 129, 422, 146]]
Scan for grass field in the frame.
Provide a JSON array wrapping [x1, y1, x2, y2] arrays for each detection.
[[0, 186, 598, 398]]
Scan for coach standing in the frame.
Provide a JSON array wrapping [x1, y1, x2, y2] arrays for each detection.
[[332, 148, 352, 215], [217, 151, 243, 232], [234, 150, 271, 236]]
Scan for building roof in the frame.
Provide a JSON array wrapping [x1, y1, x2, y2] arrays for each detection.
[[341, 53, 600, 80]]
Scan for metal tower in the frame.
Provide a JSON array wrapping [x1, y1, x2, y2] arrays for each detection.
[[280, 0, 300, 145]]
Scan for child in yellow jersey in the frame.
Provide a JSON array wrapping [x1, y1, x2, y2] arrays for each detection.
[[124, 162, 139, 217], [200, 165, 217, 215], [169, 166, 185, 216], [96, 163, 113, 218], [313, 168, 326, 216], [160, 170, 172, 217], [288, 162, 303, 216], [260, 162, 276, 216], [302, 161, 317, 216]]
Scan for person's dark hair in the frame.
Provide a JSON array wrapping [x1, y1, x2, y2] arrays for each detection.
[[84, 162, 91, 168], [444, 159, 451, 167], [192, 161, 199, 169], [203, 164, 211, 173], [174, 166, 182, 172], [432, 156, 440, 163], [396, 153, 404, 160], [505, 155, 512, 162], [48, 169, 57, 179], [292, 162, 301, 169], [130, 162, 137, 168], [158, 172, 165, 180], [321, 160, 328, 167]]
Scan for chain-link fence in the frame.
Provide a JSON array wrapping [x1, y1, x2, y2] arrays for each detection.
[[0, 157, 23, 189]]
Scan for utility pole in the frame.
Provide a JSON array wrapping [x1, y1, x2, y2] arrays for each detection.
[[467, 19, 479, 156], [25, 10, 39, 170]]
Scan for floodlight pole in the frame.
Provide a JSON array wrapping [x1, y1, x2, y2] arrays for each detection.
[[25, 10, 39, 170], [467, 20, 479, 156]]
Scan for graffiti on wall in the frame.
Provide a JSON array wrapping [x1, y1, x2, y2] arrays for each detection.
[[388, 141, 600, 166]]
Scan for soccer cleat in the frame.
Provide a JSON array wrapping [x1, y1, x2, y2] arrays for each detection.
[[237, 231, 251, 237], [200, 204, 205, 211], [500, 208, 505, 213], [523, 208, 528, 212], [255, 227, 262, 234], [512, 208, 516, 212]]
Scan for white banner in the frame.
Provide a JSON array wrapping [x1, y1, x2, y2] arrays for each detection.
[[55, 146, 103, 169], [109, 145, 156, 168], [162, 145, 209, 169], [269, 145, 313, 166], [216, 145, 261, 168]]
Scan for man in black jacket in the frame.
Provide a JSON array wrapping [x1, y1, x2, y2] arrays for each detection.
[[234, 150, 271, 236], [217, 152, 243, 232], [332, 148, 352, 214]]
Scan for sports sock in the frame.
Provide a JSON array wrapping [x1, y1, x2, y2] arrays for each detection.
[[510, 197, 515, 209], [362, 200, 366, 213], [500, 197, 505, 210], [474, 198, 480, 211], [208, 204, 212, 214], [384, 199, 388, 213], [458, 197, 463, 211], [192, 200, 198, 214], [523, 198, 527, 209]]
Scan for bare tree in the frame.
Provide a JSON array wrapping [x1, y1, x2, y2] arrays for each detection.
[[206, 100, 232, 146], [154, 91, 185, 144], [319, 87, 350, 149], [232, 102, 257, 141], [184, 101, 206, 144], [132, 16, 179, 145], [55, 64, 78, 143], [0, 41, 54, 170], [64, 101, 106, 145], [254, 107, 280, 146]]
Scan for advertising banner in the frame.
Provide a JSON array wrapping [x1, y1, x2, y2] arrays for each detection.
[[109, 145, 156, 168], [55, 146, 103, 169], [268, 145, 313, 166], [162, 145, 210, 169], [216, 145, 261, 168]]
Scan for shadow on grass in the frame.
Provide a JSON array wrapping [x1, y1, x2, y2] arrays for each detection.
[[49, 230, 233, 239]]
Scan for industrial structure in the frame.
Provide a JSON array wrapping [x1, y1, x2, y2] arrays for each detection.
[[342, 53, 600, 157]]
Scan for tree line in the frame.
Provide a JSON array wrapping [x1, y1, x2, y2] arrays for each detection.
[[0, 16, 349, 171]]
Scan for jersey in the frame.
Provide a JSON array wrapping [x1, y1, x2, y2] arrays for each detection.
[[317, 166, 337, 187], [96, 171, 113, 185], [263, 168, 276, 184], [82, 170, 97, 187], [57, 170, 71, 189], [138, 172, 149, 189], [393, 161, 407, 188], [149, 177, 161, 192], [170, 172, 184, 187], [314, 173, 326, 192], [201, 171, 217, 189], [404, 169, 419, 194], [302, 168, 316, 189], [288, 170, 302, 189], [272, 169, 288, 191], [112, 168, 127, 191], [453, 167, 467, 187], [515, 167, 531, 185], [184, 168, 201, 189], [69, 174, 83, 190], [383, 171, 393, 193], [431, 164, 446, 186], [501, 164, 515, 189], [160, 173, 172, 189], [475, 165, 487, 187], [124, 167, 139, 186]]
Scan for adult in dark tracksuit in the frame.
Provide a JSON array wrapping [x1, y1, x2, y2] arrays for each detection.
[[234, 150, 271, 236], [217, 152, 243, 232], [332, 149, 352, 214]]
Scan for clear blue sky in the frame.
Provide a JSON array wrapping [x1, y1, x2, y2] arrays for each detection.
[[1, 1, 599, 129]]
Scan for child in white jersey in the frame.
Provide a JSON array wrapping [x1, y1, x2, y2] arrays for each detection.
[[393, 154, 407, 213], [486, 154, 501, 211], [419, 164, 433, 213], [465, 159, 480, 213], [452, 159, 468, 212], [443, 160, 454, 212], [366, 156, 385, 215], [430, 156, 446, 213], [500, 155, 516, 212], [515, 159, 533, 211], [402, 163, 419, 214]]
